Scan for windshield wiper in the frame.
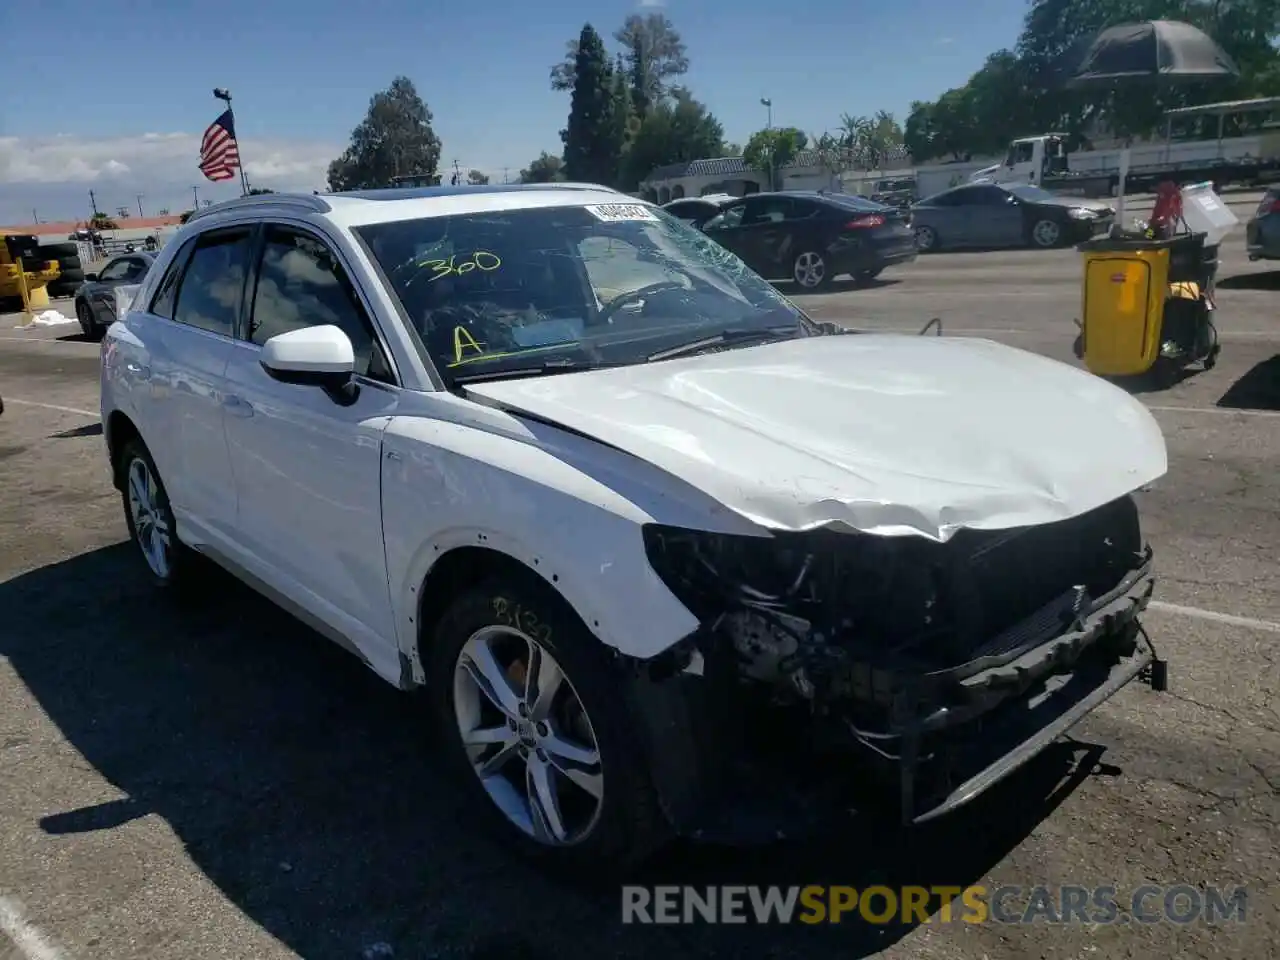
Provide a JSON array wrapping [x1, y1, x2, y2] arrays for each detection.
[[452, 358, 619, 384], [646, 325, 797, 362]]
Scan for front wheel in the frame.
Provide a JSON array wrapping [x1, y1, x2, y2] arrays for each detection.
[[914, 225, 939, 252], [1030, 218, 1063, 248], [76, 301, 99, 340], [426, 577, 670, 873], [791, 250, 830, 290]]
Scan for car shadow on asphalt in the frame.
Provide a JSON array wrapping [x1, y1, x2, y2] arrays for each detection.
[[0, 544, 1109, 960], [1218, 354, 1280, 411], [56, 332, 96, 344], [775, 278, 903, 294], [1215, 270, 1280, 291]]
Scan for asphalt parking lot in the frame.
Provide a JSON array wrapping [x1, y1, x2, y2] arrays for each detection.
[[0, 213, 1277, 959]]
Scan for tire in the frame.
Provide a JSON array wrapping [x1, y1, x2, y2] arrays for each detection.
[[914, 224, 939, 252], [76, 301, 101, 340], [425, 575, 670, 874], [58, 267, 85, 283], [791, 250, 831, 290], [1030, 218, 1063, 248], [117, 438, 193, 591], [38, 242, 79, 258]]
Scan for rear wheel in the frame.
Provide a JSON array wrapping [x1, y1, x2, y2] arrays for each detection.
[[118, 438, 193, 590], [914, 224, 939, 252], [426, 577, 670, 873]]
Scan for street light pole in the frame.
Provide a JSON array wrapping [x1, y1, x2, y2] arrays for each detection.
[[760, 97, 774, 190], [213, 87, 251, 197]]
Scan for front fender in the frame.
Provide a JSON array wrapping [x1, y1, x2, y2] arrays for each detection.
[[380, 404, 766, 678]]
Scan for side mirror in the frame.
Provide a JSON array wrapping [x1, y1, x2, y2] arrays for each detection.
[[259, 325, 358, 403], [85, 272, 99, 282]]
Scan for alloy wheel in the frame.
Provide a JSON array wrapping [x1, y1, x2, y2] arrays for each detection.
[[1032, 220, 1061, 247], [793, 252, 826, 289], [126, 457, 172, 579], [914, 226, 937, 251], [453, 625, 604, 846]]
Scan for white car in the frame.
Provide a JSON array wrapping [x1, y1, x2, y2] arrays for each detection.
[[100, 185, 1170, 870]]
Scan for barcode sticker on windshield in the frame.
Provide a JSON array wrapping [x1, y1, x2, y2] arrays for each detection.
[[585, 203, 659, 222]]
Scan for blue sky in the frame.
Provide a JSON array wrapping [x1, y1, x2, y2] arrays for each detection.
[[0, 0, 1025, 224]]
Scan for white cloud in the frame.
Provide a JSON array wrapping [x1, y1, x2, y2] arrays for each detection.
[[638, 0, 666, 7], [0, 132, 341, 225]]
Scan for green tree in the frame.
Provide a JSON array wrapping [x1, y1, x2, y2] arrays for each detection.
[[562, 24, 623, 185], [327, 76, 442, 191], [742, 127, 807, 188], [519, 152, 566, 183], [467, 169, 490, 185], [621, 87, 725, 188], [614, 13, 689, 116], [89, 213, 118, 230], [550, 12, 689, 115]]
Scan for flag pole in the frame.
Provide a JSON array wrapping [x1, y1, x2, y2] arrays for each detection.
[[214, 87, 250, 196]]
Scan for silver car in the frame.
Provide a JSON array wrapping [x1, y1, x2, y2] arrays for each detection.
[[911, 182, 1115, 252], [1245, 186, 1280, 262]]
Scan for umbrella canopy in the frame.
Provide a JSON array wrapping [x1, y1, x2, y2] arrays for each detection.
[[1067, 20, 1240, 87]]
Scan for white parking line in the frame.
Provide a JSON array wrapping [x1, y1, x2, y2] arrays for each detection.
[[4, 398, 99, 418], [0, 896, 67, 960], [1149, 600, 1280, 635]]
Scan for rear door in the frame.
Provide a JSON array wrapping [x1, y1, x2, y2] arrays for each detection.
[[130, 227, 251, 544], [700, 201, 753, 263]]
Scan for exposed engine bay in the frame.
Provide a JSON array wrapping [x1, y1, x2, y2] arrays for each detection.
[[633, 494, 1167, 836]]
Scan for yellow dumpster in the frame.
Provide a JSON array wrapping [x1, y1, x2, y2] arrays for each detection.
[[1073, 232, 1220, 386]]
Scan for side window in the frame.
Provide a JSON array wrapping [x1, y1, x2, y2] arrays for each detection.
[[742, 197, 793, 225], [973, 187, 1014, 206], [247, 225, 393, 382], [948, 188, 981, 207], [171, 229, 254, 337], [98, 258, 131, 282], [703, 203, 746, 231], [149, 238, 196, 320], [124, 257, 149, 281]]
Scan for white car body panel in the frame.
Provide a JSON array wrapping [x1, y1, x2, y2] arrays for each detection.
[[466, 334, 1169, 542], [101, 186, 1168, 691]]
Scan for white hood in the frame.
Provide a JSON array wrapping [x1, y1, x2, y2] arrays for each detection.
[[466, 334, 1168, 541]]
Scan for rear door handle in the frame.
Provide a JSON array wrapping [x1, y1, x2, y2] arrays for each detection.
[[223, 394, 253, 418]]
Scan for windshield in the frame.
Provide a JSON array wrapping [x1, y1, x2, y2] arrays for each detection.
[[1007, 183, 1057, 202], [354, 202, 809, 384]]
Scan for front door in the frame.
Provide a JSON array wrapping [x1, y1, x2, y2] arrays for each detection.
[[221, 222, 401, 655]]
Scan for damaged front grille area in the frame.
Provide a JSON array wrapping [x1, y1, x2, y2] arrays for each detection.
[[640, 495, 1156, 825]]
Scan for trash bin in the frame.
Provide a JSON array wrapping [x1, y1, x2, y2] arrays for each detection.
[[1075, 231, 1219, 381]]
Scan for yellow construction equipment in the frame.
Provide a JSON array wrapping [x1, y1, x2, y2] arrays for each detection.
[[1, 234, 61, 312]]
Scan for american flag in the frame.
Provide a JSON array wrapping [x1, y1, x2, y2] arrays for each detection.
[[199, 109, 240, 183]]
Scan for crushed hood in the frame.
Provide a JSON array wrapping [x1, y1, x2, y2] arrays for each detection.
[[465, 334, 1168, 541]]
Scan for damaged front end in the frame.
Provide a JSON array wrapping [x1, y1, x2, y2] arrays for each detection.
[[629, 495, 1167, 840]]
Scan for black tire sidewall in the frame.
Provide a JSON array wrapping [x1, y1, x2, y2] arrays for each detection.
[[118, 439, 184, 589], [424, 576, 668, 873]]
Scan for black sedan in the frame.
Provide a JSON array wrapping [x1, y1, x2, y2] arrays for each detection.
[[74, 252, 155, 339], [697, 191, 917, 290], [910, 182, 1115, 252], [1245, 186, 1280, 263], [661, 194, 734, 229]]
